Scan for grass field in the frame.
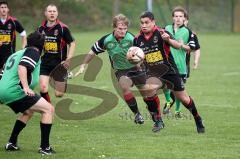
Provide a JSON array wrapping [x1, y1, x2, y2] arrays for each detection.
[[0, 31, 240, 159]]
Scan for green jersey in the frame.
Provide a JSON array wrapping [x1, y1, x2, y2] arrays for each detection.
[[0, 48, 41, 104], [165, 25, 192, 75], [91, 32, 134, 70]]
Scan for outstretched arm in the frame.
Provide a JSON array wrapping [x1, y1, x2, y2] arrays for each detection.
[[74, 50, 96, 76]]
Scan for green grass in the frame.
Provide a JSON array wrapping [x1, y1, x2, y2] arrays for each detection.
[[0, 31, 240, 159]]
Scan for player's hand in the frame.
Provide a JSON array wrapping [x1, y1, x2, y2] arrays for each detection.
[[161, 33, 170, 41], [75, 64, 86, 76], [61, 59, 71, 69], [23, 87, 35, 96], [0, 42, 2, 46]]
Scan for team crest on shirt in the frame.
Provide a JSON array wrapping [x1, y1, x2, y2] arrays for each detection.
[[140, 42, 144, 47], [105, 42, 116, 50], [54, 29, 59, 36], [153, 36, 158, 43], [7, 23, 12, 30]]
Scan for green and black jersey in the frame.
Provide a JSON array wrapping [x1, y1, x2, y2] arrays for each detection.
[[0, 48, 41, 104], [165, 24, 196, 75], [91, 32, 135, 70]]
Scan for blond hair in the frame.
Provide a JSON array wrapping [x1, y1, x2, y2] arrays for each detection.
[[172, 6, 188, 18], [112, 14, 129, 28]]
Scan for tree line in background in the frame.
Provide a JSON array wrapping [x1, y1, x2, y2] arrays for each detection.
[[7, 0, 240, 32]]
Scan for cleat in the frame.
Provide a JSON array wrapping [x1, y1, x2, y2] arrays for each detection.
[[134, 113, 144, 124], [163, 101, 174, 114], [5, 142, 20, 151], [67, 71, 73, 79], [163, 102, 171, 114], [38, 146, 56, 155], [195, 117, 205, 133], [152, 120, 165, 133], [174, 111, 183, 119]]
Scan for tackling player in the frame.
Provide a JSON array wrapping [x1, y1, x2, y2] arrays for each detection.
[[0, 31, 55, 155], [75, 14, 162, 132]]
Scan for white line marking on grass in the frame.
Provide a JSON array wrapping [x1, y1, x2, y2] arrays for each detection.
[[222, 72, 240, 76], [201, 103, 236, 108]]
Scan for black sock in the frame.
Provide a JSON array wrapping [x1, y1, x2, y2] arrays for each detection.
[[124, 93, 139, 114], [143, 95, 161, 122], [9, 120, 26, 144], [183, 96, 200, 119], [40, 122, 52, 149], [170, 91, 175, 103], [40, 92, 51, 103]]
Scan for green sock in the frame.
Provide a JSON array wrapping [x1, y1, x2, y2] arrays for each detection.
[[164, 89, 171, 103], [175, 99, 181, 112]]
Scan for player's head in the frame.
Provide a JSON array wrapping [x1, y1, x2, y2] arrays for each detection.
[[140, 11, 155, 34], [0, 1, 9, 17], [45, 4, 58, 22], [172, 6, 187, 27], [112, 14, 129, 39], [27, 31, 45, 53]]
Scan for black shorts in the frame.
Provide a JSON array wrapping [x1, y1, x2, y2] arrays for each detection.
[[40, 64, 67, 82], [147, 70, 185, 92], [7, 94, 41, 114], [161, 73, 185, 91], [115, 67, 147, 86]]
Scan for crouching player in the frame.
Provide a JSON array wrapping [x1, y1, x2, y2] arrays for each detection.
[[0, 31, 55, 155]]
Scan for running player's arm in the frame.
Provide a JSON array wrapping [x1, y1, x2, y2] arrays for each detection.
[[18, 48, 40, 96], [161, 30, 191, 51], [192, 34, 201, 69], [63, 27, 76, 60], [15, 20, 27, 49], [75, 34, 108, 76]]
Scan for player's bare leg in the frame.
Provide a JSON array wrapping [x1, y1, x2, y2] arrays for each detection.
[[40, 75, 51, 103]]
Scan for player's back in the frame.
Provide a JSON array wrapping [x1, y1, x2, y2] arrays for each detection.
[[0, 49, 40, 104]]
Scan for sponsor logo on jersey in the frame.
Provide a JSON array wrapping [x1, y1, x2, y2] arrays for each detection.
[[54, 29, 59, 36], [7, 23, 12, 30], [153, 36, 158, 43]]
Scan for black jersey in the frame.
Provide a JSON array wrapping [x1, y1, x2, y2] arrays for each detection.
[[37, 20, 74, 66], [0, 16, 25, 69], [186, 33, 200, 66], [133, 26, 178, 75]]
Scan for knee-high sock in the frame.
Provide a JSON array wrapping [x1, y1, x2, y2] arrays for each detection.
[[124, 93, 139, 114], [40, 122, 52, 149], [163, 89, 171, 103], [175, 99, 181, 112], [183, 96, 200, 119], [9, 120, 26, 144], [143, 95, 161, 122]]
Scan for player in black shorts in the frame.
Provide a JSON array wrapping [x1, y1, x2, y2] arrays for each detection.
[[0, 31, 55, 155], [0, 1, 27, 72], [75, 14, 162, 130], [37, 4, 76, 103], [133, 11, 205, 133]]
